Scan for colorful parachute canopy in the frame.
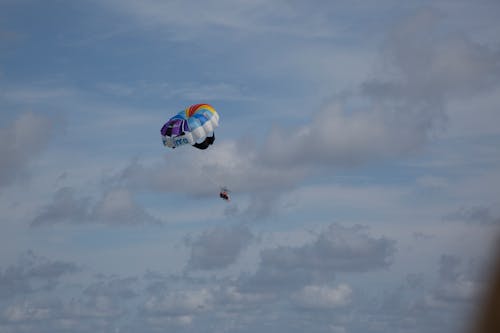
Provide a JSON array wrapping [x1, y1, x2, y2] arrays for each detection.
[[161, 104, 219, 150]]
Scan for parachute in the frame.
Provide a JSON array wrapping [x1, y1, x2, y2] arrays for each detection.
[[161, 104, 219, 150]]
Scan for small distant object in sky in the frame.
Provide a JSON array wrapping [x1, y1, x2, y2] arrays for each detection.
[[161, 104, 219, 150], [219, 187, 231, 202]]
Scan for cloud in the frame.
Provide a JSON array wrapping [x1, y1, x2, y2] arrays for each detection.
[[92, 188, 162, 226], [260, 8, 500, 169], [140, 288, 214, 329], [163, 82, 253, 101], [0, 278, 137, 332], [0, 86, 76, 104], [112, 140, 309, 220], [0, 113, 55, 188], [433, 254, 480, 303], [30, 187, 92, 227], [31, 187, 162, 227], [260, 103, 432, 167], [378, 8, 500, 98], [83, 276, 138, 300], [242, 223, 396, 291], [0, 251, 79, 299], [360, 254, 484, 333], [118, 141, 305, 196], [291, 284, 352, 310], [445, 205, 500, 225], [100, 0, 343, 41], [106, 7, 500, 224], [67, 277, 139, 322], [213, 285, 275, 309], [186, 225, 253, 270], [2, 299, 63, 326]]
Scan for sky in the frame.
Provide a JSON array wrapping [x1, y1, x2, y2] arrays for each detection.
[[1, 1, 500, 332]]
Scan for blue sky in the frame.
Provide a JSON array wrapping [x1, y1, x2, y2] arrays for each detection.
[[1, 1, 500, 332]]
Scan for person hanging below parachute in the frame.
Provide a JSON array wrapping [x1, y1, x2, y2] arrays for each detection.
[[219, 187, 231, 202], [161, 103, 219, 150]]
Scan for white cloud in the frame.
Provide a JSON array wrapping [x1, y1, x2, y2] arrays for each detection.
[[3, 301, 54, 323], [100, 0, 344, 40], [260, 103, 432, 167], [142, 288, 213, 323], [215, 285, 274, 306], [292, 284, 352, 310], [119, 140, 305, 196]]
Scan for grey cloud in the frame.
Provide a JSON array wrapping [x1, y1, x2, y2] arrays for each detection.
[[412, 231, 434, 240], [30, 187, 92, 227], [356, 255, 480, 333], [241, 191, 289, 221], [186, 225, 253, 270], [438, 254, 462, 282], [0, 113, 55, 188], [31, 187, 162, 227], [0, 251, 79, 299], [92, 188, 162, 226], [348, 271, 473, 333], [405, 273, 425, 289], [445, 205, 500, 225], [0, 252, 479, 333], [433, 254, 480, 303], [242, 224, 396, 291], [143, 271, 169, 295]]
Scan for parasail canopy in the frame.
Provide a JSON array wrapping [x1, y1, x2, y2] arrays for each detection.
[[161, 104, 219, 150]]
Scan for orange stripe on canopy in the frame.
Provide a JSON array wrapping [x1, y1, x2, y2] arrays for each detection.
[[185, 104, 215, 118]]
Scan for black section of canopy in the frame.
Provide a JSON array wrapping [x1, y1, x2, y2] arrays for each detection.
[[192, 133, 215, 150]]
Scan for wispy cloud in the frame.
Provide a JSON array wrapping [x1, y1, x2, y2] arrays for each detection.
[[0, 113, 55, 188], [31, 187, 162, 227]]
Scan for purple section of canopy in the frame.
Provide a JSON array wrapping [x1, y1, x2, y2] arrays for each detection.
[[161, 119, 187, 137]]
